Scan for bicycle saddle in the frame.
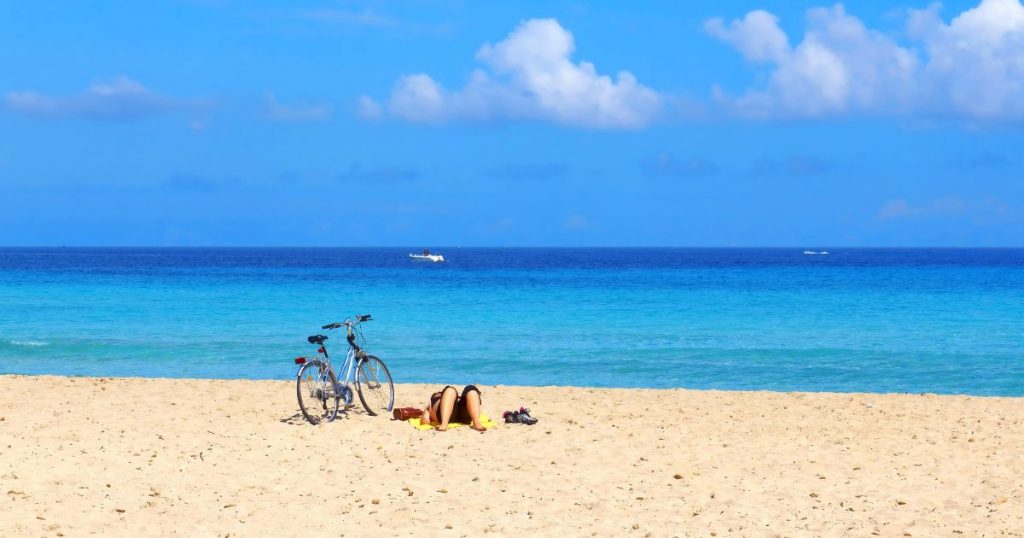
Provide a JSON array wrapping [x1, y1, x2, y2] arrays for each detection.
[[307, 335, 327, 345]]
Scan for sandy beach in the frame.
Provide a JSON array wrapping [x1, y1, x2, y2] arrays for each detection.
[[1, 375, 1022, 536]]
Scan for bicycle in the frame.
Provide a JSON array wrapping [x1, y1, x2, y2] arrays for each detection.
[[293, 314, 395, 424]]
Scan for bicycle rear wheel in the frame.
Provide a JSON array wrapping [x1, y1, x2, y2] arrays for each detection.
[[355, 355, 394, 416], [296, 360, 340, 425]]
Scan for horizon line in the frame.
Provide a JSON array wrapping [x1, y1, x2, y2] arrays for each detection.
[[2, 245, 1023, 250]]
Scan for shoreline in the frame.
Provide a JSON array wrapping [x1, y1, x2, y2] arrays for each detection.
[[2, 375, 1022, 535], [3, 373, 1022, 399]]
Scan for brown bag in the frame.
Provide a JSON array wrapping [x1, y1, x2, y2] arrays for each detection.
[[392, 407, 424, 421]]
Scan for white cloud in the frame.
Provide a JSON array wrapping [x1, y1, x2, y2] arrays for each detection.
[[373, 18, 662, 129], [708, 5, 918, 118], [389, 74, 446, 122], [705, 10, 790, 63], [908, 0, 1024, 119], [357, 96, 383, 119], [264, 93, 332, 122], [707, 0, 1024, 120], [4, 77, 209, 121]]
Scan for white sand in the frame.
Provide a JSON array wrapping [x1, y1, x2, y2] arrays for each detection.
[[1, 375, 1022, 536]]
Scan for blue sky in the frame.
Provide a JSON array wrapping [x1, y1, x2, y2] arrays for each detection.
[[1, 0, 1022, 246]]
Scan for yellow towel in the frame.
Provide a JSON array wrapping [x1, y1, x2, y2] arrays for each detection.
[[409, 413, 497, 431]]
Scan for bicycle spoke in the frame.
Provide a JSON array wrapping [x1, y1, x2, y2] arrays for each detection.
[[363, 362, 380, 388]]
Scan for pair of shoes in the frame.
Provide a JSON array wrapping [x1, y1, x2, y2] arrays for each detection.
[[502, 406, 538, 425]]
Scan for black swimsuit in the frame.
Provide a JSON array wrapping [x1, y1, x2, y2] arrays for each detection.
[[429, 385, 481, 424]]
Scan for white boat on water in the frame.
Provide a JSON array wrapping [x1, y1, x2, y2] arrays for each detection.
[[803, 250, 830, 255], [409, 252, 445, 263]]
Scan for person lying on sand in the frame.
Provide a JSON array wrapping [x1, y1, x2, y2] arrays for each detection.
[[423, 384, 487, 432]]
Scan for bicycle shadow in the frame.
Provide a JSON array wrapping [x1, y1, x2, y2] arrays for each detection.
[[279, 412, 307, 426], [279, 408, 370, 426]]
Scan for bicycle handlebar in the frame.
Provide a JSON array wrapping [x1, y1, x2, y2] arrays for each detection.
[[321, 314, 371, 330]]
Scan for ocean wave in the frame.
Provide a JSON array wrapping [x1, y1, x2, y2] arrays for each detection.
[[5, 339, 49, 347]]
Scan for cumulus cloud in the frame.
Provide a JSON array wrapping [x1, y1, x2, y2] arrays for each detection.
[[263, 93, 332, 122], [4, 77, 209, 121], [706, 5, 918, 118], [705, 10, 790, 63], [363, 18, 662, 128], [707, 0, 1024, 120], [908, 0, 1024, 119]]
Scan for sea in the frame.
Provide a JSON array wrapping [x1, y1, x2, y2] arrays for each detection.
[[1, 248, 1022, 395]]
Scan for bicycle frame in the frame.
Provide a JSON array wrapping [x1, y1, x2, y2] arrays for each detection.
[[302, 321, 366, 396], [320, 342, 361, 388]]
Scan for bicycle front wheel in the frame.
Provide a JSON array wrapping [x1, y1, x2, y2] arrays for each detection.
[[296, 360, 340, 425], [355, 355, 394, 416]]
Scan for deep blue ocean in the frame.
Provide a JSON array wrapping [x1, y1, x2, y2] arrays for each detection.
[[1, 248, 1022, 395]]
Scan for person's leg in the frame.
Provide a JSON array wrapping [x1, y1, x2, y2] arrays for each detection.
[[460, 385, 486, 432], [427, 391, 442, 423], [436, 385, 458, 431]]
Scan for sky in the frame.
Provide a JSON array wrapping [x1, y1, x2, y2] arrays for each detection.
[[1, 0, 1022, 247]]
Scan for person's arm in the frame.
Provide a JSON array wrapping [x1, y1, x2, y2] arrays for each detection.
[[422, 400, 434, 424]]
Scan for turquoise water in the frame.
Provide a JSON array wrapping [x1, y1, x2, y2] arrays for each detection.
[[1, 248, 1022, 395]]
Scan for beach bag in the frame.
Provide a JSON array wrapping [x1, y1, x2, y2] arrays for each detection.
[[392, 407, 423, 421]]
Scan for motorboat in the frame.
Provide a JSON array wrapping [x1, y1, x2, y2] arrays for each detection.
[[803, 250, 830, 256], [409, 252, 445, 263]]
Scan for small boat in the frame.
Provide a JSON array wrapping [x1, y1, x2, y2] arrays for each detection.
[[803, 250, 818, 255], [407, 252, 444, 262]]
